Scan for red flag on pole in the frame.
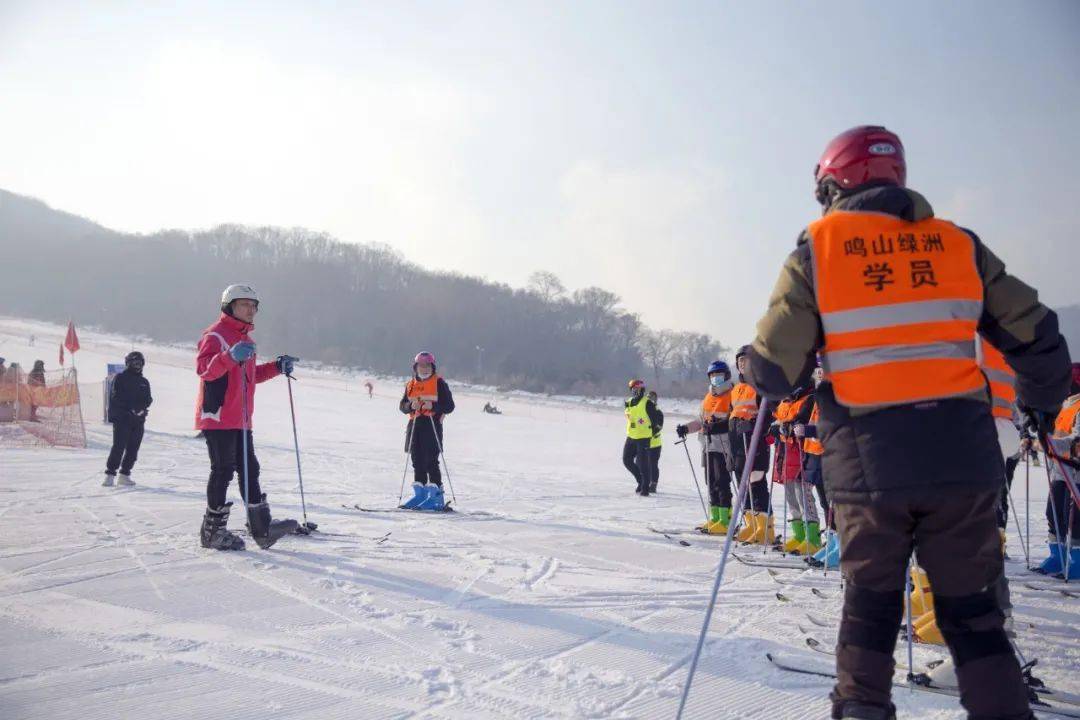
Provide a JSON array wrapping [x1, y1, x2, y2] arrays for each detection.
[[65, 321, 80, 354]]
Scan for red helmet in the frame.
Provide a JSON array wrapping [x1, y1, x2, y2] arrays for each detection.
[[815, 125, 906, 206], [628, 379, 645, 390], [414, 351, 436, 366]]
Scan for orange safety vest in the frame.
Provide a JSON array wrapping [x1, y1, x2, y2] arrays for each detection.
[[803, 402, 824, 455], [406, 375, 440, 418], [774, 395, 810, 426], [978, 336, 1017, 421], [730, 382, 758, 420], [701, 391, 732, 422], [1055, 394, 1080, 438], [808, 211, 985, 408]]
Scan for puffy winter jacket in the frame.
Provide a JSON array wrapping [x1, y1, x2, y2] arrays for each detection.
[[109, 368, 152, 423], [747, 185, 1072, 504], [194, 313, 280, 430]]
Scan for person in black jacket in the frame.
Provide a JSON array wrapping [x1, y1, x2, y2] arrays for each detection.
[[647, 391, 664, 492], [104, 351, 152, 487]]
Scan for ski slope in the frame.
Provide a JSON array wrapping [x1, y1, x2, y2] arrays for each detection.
[[1, 316, 1077, 720]]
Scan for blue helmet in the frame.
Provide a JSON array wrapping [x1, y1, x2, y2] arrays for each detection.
[[707, 360, 731, 380]]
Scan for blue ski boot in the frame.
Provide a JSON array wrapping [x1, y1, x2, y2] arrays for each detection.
[[400, 483, 430, 510], [1066, 546, 1080, 580], [417, 484, 446, 511], [811, 532, 840, 569], [1034, 542, 1064, 575]]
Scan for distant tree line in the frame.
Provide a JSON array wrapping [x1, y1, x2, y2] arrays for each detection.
[[0, 189, 730, 396]]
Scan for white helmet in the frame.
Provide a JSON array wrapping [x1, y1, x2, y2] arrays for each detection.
[[221, 284, 259, 309]]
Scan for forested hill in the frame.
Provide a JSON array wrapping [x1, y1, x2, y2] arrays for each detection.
[[0, 189, 729, 395]]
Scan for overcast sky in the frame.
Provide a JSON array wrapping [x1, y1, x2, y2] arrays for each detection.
[[1, 1, 1077, 348]]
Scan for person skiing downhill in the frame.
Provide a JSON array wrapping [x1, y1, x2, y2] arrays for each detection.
[[746, 124, 1071, 720], [676, 360, 735, 533], [103, 351, 152, 487], [398, 352, 455, 511], [623, 379, 661, 496], [195, 284, 299, 551], [730, 346, 774, 544]]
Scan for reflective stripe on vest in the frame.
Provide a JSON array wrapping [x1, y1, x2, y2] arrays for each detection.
[[730, 383, 757, 420], [625, 395, 653, 439], [978, 336, 1017, 420], [803, 403, 824, 455], [807, 211, 985, 408], [1055, 395, 1080, 438], [701, 391, 731, 421], [407, 375, 440, 418]]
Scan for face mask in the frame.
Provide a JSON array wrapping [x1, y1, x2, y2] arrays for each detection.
[[417, 368, 433, 380], [709, 375, 727, 388]]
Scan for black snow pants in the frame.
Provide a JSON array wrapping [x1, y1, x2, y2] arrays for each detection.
[[832, 489, 1030, 720], [106, 419, 145, 475], [623, 437, 653, 494], [204, 429, 262, 508], [703, 451, 732, 507], [410, 416, 443, 486], [649, 446, 661, 491]]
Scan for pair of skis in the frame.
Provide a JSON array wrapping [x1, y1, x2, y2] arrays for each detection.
[[765, 652, 1080, 717]]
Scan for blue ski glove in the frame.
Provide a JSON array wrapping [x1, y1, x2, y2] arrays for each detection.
[[229, 342, 256, 363], [276, 354, 298, 376]]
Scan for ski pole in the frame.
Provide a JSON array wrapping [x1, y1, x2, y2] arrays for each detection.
[[429, 415, 457, 506], [1066, 503, 1075, 584], [676, 404, 769, 720], [397, 421, 416, 505], [775, 438, 786, 555], [240, 361, 251, 511], [678, 438, 709, 523], [1040, 443, 1068, 577], [1025, 446, 1031, 569], [1006, 481, 1027, 567], [905, 555, 916, 687], [285, 373, 316, 532]]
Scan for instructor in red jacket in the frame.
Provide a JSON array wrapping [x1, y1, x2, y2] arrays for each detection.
[[196, 284, 298, 551]]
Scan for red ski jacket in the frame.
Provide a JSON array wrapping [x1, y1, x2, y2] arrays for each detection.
[[194, 312, 280, 430]]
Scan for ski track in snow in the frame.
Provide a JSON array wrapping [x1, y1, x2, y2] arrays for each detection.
[[0, 315, 1078, 719]]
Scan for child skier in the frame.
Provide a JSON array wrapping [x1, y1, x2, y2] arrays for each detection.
[[399, 351, 455, 511], [676, 360, 734, 533]]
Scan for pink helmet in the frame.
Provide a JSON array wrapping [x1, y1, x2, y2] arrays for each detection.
[[414, 351, 436, 366]]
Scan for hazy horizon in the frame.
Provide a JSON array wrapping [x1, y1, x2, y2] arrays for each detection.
[[2, 1, 1077, 347]]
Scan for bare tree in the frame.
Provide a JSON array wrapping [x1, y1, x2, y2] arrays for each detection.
[[638, 329, 677, 382], [527, 270, 566, 303]]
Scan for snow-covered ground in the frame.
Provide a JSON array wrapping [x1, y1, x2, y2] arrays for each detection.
[[1, 316, 1077, 719]]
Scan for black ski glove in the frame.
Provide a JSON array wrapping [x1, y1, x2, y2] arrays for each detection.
[[1020, 405, 1058, 439], [675, 424, 689, 439], [276, 355, 299, 376]]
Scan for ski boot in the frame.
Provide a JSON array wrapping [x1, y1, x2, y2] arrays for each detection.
[[744, 512, 775, 545], [102, 471, 115, 487], [832, 699, 897, 720], [1033, 541, 1064, 575], [200, 503, 245, 551], [117, 471, 135, 486], [417, 484, 446, 511], [735, 511, 758, 542], [783, 519, 805, 553], [699, 506, 730, 535], [246, 494, 299, 549], [400, 482, 430, 510], [799, 521, 822, 556], [1065, 546, 1080, 580], [810, 532, 840, 569]]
